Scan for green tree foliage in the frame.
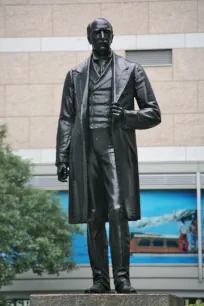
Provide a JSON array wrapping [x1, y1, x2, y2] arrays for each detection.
[[0, 125, 81, 289]]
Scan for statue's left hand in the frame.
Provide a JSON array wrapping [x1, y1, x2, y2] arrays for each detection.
[[111, 103, 124, 122]]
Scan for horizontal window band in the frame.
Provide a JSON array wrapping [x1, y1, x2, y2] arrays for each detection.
[[126, 50, 172, 67], [28, 173, 198, 190], [12, 146, 204, 165], [0, 33, 203, 53]]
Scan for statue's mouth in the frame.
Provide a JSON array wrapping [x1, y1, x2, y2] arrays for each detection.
[[98, 40, 109, 45]]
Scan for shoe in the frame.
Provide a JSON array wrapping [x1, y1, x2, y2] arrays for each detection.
[[84, 282, 111, 294], [116, 280, 137, 294]]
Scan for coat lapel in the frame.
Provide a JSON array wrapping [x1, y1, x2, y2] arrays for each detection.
[[113, 51, 134, 103], [75, 56, 91, 122]]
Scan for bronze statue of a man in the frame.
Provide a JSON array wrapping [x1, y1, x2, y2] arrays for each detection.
[[56, 18, 161, 294]]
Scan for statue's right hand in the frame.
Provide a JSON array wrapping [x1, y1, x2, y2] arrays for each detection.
[[57, 163, 69, 182]]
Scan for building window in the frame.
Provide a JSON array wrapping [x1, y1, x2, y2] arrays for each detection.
[[166, 240, 179, 248], [152, 239, 164, 247], [126, 50, 172, 67], [138, 239, 150, 247]]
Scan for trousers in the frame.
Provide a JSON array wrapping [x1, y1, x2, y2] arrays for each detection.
[[87, 128, 130, 288]]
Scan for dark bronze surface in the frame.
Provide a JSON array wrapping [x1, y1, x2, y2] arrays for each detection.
[[56, 18, 161, 292]]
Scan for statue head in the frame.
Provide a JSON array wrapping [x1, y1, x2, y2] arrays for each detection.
[[87, 18, 114, 56]]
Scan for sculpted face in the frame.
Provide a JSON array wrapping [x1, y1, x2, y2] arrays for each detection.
[[88, 18, 113, 56]]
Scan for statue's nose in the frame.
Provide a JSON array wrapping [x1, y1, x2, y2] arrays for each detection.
[[100, 30, 105, 39]]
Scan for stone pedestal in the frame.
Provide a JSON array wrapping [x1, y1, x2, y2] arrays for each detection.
[[30, 293, 184, 306]]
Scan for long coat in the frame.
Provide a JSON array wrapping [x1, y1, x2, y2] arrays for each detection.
[[56, 51, 161, 224]]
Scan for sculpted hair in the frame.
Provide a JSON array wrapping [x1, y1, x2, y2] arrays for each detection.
[[87, 18, 113, 38]]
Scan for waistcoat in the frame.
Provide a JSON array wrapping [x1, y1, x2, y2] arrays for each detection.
[[88, 59, 112, 129]]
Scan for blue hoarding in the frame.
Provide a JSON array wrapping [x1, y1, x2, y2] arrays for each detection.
[[58, 190, 203, 264]]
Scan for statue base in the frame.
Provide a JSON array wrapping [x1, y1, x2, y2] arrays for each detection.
[[30, 293, 184, 306]]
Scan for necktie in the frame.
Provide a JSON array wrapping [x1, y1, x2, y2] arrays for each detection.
[[98, 60, 107, 75]]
